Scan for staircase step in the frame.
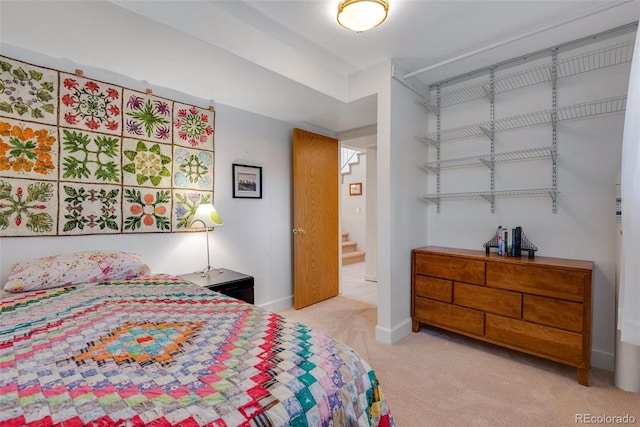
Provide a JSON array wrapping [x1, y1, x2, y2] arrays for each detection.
[[341, 232, 348, 242], [342, 241, 357, 253], [342, 251, 365, 265]]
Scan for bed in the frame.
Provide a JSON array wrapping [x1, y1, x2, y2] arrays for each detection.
[[0, 252, 394, 426]]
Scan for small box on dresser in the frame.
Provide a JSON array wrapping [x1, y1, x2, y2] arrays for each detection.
[[179, 268, 254, 304], [411, 246, 593, 386]]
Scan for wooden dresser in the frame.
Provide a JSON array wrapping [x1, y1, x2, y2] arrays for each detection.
[[411, 246, 593, 386]]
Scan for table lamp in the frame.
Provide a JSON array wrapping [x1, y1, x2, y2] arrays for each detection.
[[189, 203, 224, 277]]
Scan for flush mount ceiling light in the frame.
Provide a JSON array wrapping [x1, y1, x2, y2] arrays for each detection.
[[337, 0, 389, 32]]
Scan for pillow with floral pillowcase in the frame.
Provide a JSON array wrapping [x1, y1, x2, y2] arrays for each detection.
[[3, 251, 151, 293]]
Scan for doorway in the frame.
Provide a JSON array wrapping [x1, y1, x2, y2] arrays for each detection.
[[340, 135, 377, 307]]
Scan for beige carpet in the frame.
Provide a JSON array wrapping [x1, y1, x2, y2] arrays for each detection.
[[278, 296, 640, 427]]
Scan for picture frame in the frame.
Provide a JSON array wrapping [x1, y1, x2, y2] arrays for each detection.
[[232, 163, 262, 199], [349, 182, 362, 196]]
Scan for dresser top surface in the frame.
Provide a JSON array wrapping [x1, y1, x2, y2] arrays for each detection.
[[414, 246, 594, 270]]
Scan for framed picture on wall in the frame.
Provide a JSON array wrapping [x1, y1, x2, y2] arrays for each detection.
[[232, 163, 262, 198], [349, 182, 362, 196]]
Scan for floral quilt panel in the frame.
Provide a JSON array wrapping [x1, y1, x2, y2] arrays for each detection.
[[123, 188, 171, 233], [173, 147, 213, 190], [0, 276, 395, 427], [58, 183, 121, 234], [60, 73, 122, 135], [173, 102, 214, 150], [0, 55, 216, 237], [123, 90, 173, 144], [122, 139, 172, 188], [60, 129, 122, 184], [172, 190, 213, 231], [0, 57, 57, 125], [0, 117, 58, 180], [0, 178, 57, 236]]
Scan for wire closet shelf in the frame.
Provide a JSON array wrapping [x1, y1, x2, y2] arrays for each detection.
[[422, 146, 555, 172], [418, 33, 632, 212], [420, 95, 627, 144], [422, 188, 558, 203], [421, 40, 634, 108]]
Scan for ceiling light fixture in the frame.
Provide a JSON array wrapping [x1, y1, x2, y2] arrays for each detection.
[[337, 0, 389, 32]]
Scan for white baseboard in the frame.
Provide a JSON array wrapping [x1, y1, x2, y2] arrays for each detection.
[[258, 295, 293, 312], [591, 347, 614, 371], [375, 317, 412, 344]]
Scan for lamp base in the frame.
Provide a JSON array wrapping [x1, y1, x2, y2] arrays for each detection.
[[200, 265, 223, 277]]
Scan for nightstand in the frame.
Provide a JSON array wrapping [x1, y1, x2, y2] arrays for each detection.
[[178, 268, 254, 304]]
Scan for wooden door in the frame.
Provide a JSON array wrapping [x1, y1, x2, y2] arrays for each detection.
[[292, 128, 339, 309]]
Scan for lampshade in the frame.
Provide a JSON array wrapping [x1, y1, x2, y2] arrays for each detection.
[[190, 204, 223, 229], [337, 0, 389, 32]]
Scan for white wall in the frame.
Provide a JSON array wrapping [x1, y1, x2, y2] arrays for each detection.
[[347, 61, 396, 338], [347, 61, 429, 344], [341, 154, 367, 252], [388, 78, 430, 336], [0, 47, 296, 311], [365, 147, 378, 282], [209, 104, 294, 311], [374, 69, 430, 343], [424, 33, 634, 370]]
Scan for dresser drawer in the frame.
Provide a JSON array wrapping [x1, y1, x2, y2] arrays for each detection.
[[415, 276, 452, 302], [414, 297, 484, 336], [485, 314, 583, 365], [454, 282, 522, 319], [523, 295, 583, 332], [414, 253, 485, 285], [486, 263, 586, 302]]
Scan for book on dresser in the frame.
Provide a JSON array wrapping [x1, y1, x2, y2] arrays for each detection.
[[411, 246, 593, 386]]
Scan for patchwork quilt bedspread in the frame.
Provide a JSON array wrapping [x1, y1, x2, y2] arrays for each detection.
[[0, 275, 394, 426]]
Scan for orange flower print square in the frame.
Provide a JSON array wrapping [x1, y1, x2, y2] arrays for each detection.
[[122, 187, 171, 233], [0, 118, 58, 180]]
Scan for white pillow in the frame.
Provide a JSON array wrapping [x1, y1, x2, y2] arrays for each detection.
[[4, 251, 150, 293]]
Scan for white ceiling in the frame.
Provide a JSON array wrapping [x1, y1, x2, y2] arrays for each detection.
[[109, 0, 639, 135], [9, 0, 638, 136]]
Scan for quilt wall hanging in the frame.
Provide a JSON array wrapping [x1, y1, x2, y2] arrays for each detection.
[[0, 55, 215, 237]]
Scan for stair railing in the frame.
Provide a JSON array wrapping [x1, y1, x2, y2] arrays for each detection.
[[341, 147, 361, 175]]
